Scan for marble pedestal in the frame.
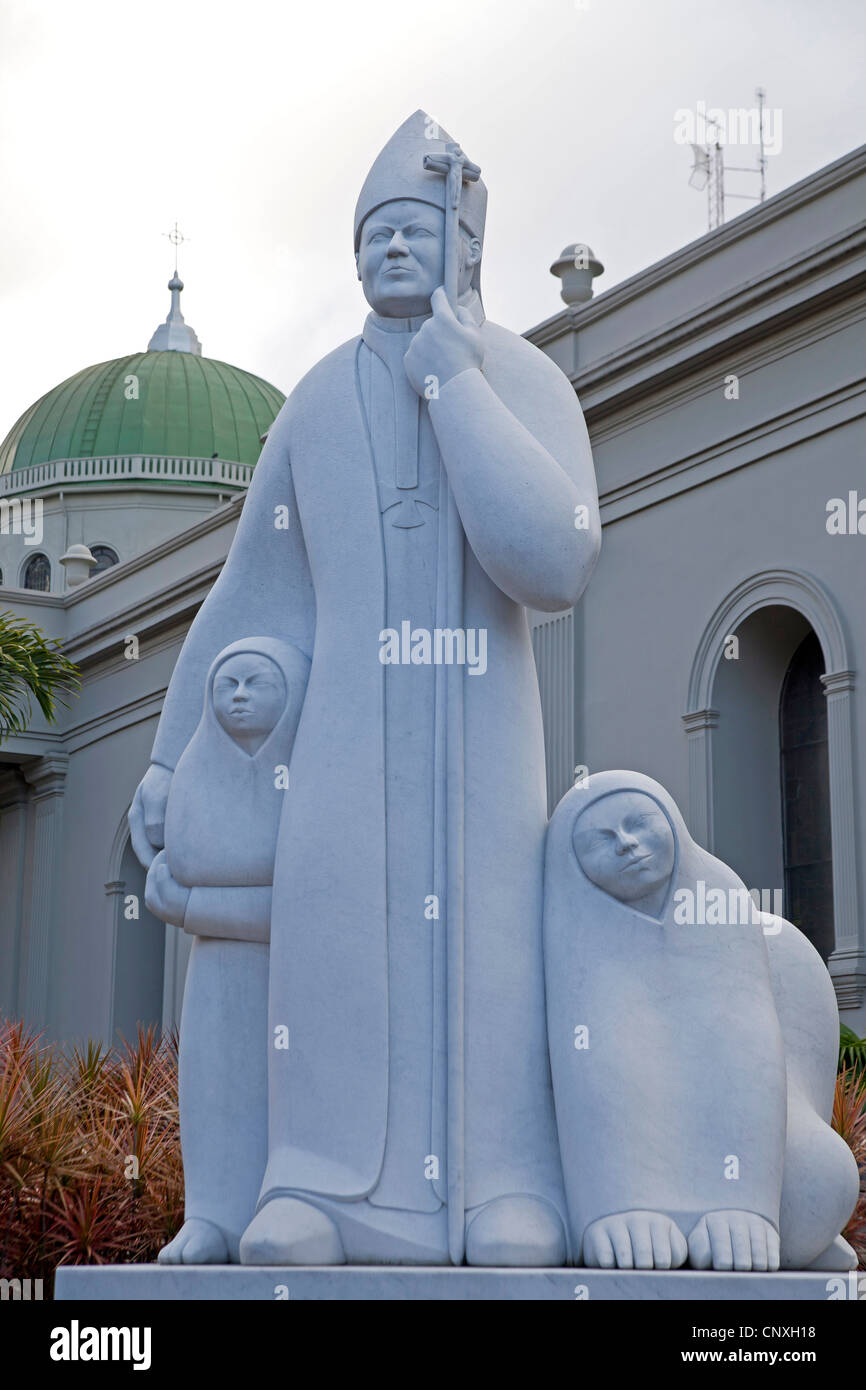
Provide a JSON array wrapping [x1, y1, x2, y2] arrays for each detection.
[[54, 1265, 863, 1301]]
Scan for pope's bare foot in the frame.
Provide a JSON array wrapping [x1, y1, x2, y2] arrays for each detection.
[[239, 1197, 345, 1265], [158, 1218, 229, 1265], [688, 1210, 780, 1271], [465, 1195, 567, 1267], [581, 1211, 688, 1269]]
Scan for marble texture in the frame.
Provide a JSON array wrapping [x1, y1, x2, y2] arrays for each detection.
[[54, 1265, 862, 1301], [129, 110, 601, 1267], [544, 771, 858, 1273], [125, 112, 857, 1283], [141, 638, 310, 1264]]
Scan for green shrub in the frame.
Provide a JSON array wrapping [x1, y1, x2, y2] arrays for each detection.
[[840, 1024, 866, 1078], [2, 1016, 864, 1290]]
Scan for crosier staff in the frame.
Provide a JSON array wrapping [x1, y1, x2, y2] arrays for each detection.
[[421, 140, 480, 1266]]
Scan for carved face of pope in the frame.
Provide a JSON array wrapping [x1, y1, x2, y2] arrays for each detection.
[[572, 791, 676, 913], [212, 653, 287, 756], [355, 198, 481, 317]]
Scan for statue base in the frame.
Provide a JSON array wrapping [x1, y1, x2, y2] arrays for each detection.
[[54, 1265, 862, 1301]]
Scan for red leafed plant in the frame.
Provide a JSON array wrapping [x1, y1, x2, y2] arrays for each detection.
[[1, 1016, 864, 1295], [835, 1065, 866, 1269], [0, 1018, 183, 1294]]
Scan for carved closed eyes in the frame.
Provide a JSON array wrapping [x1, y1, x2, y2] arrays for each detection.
[[585, 812, 657, 847], [211, 655, 287, 753], [572, 792, 676, 914], [214, 674, 282, 693]]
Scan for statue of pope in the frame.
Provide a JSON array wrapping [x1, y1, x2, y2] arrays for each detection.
[[131, 111, 601, 1266]]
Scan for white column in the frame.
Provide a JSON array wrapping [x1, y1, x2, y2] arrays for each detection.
[[821, 669, 865, 1010], [162, 924, 193, 1032], [20, 754, 69, 1027], [0, 769, 29, 1017], [531, 609, 575, 816], [682, 708, 719, 851], [104, 878, 126, 1043]]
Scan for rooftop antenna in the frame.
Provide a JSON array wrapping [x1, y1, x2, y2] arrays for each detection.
[[755, 87, 768, 203], [162, 220, 190, 275], [688, 113, 725, 231], [686, 88, 769, 232]]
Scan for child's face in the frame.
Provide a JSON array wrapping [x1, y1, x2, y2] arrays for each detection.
[[572, 791, 675, 905], [213, 654, 287, 746]]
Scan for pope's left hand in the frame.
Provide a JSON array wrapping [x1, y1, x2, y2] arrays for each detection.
[[403, 285, 484, 398]]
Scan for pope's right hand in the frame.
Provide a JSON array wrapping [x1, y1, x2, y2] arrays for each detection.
[[128, 763, 173, 869]]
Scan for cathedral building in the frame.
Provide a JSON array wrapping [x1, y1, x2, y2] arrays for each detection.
[[538, 143, 866, 1034], [0, 276, 284, 1040], [2, 140, 865, 1043]]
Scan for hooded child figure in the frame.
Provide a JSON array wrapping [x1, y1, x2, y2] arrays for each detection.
[[144, 637, 310, 1263], [543, 770, 858, 1272]]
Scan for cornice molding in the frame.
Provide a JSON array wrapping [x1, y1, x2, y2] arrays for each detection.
[[63, 559, 224, 666], [65, 494, 243, 604], [682, 708, 719, 733], [0, 495, 242, 612], [574, 228, 866, 414], [588, 292, 866, 448], [822, 670, 856, 697], [21, 752, 69, 798], [598, 378, 866, 519]]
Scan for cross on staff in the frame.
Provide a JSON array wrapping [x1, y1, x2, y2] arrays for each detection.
[[422, 143, 481, 308], [163, 221, 190, 275]]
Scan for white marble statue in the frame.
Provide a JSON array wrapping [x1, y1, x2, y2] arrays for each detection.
[[543, 771, 859, 1271], [130, 111, 602, 1267], [143, 638, 309, 1263]]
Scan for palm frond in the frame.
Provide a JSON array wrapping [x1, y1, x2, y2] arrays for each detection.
[[840, 1024, 866, 1078], [0, 610, 80, 742]]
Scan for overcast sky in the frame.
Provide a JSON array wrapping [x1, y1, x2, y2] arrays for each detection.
[[1, 0, 864, 433]]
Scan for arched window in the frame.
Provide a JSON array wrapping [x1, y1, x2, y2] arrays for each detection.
[[22, 553, 51, 592], [780, 631, 834, 960], [0, 567, 4, 585], [89, 545, 119, 575]]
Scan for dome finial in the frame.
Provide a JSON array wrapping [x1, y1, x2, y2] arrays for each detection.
[[148, 224, 202, 354], [163, 220, 189, 276]]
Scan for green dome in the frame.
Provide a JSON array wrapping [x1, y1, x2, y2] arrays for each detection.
[[0, 352, 285, 477]]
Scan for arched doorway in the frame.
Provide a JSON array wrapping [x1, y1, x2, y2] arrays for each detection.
[[711, 605, 815, 910], [707, 613, 835, 959], [685, 570, 862, 1017]]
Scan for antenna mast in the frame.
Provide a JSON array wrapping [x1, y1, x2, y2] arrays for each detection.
[[686, 88, 769, 232]]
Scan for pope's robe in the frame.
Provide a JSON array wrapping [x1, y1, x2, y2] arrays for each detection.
[[358, 302, 444, 1212], [151, 289, 600, 1237]]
